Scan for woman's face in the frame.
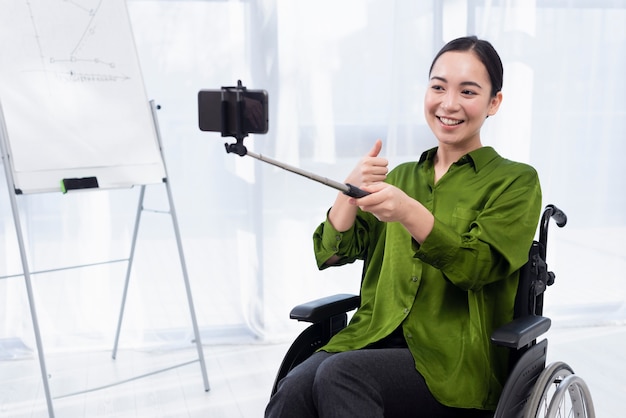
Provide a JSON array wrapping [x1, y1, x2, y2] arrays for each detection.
[[424, 50, 502, 151]]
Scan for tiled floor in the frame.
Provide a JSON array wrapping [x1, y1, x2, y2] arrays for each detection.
[[0, 324, 623, 417]]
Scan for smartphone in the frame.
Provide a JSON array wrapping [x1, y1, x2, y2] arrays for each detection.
[[198, 88, 269, 136]]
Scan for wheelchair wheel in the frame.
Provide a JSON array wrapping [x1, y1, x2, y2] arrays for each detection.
[[523, 361, 595, 418]]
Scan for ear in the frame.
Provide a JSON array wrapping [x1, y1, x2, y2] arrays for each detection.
[[487, 91, 503, 117]]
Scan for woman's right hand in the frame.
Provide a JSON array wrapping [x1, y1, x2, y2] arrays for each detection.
[[344, 139, 388, 188], [328, 140, 388, 234]]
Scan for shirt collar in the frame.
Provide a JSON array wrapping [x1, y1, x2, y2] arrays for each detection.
[[418, 146, 499, 173]]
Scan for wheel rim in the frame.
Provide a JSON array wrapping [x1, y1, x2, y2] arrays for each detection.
[[525, 362, 595, 418], [546, 375, 595, 418], [524, 362, 573, 418]]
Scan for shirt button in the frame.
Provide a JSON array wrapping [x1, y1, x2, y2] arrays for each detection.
[[411, 276, 418, 282], [406, 333, 413, 339], [335, 235, 341, 241], [403, 308, 410, 315]]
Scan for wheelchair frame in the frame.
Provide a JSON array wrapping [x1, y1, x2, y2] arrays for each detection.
[[271, 205, 595, 418]]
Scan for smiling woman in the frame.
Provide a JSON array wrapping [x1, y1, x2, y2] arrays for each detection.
[[266, 36, 543, 418]]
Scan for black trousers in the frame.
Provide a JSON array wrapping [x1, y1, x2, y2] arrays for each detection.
[[265, 344, 493, 418]]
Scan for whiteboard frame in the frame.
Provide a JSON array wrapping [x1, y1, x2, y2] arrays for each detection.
[[0, 0, 166, 195]]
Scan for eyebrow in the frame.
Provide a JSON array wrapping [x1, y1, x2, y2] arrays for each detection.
[[430, 76, 483, 90]]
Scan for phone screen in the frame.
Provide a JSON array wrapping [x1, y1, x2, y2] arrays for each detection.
[[198, 89, 268, 136]]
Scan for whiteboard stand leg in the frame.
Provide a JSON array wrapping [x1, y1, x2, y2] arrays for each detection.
[[1, 115, 55, 417], [21, 260, 56, 418], [111, 185, 146, 360], [110, 183, 210, 391], [164, 177, 211, 391]]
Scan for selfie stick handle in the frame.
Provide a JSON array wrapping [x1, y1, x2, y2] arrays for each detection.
[[244, 150, 370, 198]]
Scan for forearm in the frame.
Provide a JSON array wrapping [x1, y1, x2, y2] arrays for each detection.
[[328, 192, 359, 232], [398, 198, 435, 244], [415, 190, 542, 290]]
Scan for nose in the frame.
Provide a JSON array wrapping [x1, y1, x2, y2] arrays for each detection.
[[441, 92, 459, 111]]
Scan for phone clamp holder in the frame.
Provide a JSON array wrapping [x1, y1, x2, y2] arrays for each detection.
[[222, 80, 249, 156]]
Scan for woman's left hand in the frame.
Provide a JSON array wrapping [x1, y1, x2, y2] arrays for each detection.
[[349, 182, 412, 223]]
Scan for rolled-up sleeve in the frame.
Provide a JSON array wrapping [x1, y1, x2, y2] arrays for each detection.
[[413, 217, 460, 269], [313, 209, 380, 270], [313, 217, 356, 269]]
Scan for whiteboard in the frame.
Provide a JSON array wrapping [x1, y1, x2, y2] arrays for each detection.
[[0, 0, 165, 194]]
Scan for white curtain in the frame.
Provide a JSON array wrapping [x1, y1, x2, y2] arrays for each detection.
[[1, 0, 624, 356]]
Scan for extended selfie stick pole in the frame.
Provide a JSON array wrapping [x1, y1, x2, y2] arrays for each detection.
[[221, 80, 369, 198], [226, 144, 369, 198]]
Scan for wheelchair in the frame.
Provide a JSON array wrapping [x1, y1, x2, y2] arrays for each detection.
[[271, 205, 595, 418]]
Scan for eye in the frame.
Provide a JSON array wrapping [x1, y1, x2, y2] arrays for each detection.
[[430, 85, 444, 91], [461, 89, 476, 96]]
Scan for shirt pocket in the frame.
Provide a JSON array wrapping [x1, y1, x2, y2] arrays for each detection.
[[452, 206, 480, 232]]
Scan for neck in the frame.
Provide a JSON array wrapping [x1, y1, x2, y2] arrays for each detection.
[[433, 142, 482, 183], [436, 142, 481, 166]]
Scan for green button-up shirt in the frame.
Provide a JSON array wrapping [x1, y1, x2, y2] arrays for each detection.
[[313, 146, 542, 410]]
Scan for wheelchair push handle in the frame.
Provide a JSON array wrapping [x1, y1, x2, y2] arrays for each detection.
[[545, 204, 567, 228], [539, 204, 567, 256]]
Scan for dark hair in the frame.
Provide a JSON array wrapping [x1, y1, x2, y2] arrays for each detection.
[[428, 36, 503, 97]]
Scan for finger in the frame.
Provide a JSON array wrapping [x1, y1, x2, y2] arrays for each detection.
[[367, 139, 383, 158], [362, 182, 386, 193]]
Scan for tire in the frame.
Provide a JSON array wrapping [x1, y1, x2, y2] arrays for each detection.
[[524, 361, 595, 418]]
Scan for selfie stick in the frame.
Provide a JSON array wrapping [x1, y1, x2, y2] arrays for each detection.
[[221, 80, 369, 198], [226, 144, 370, 198]]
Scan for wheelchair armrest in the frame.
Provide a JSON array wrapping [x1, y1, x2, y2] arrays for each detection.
[[491, 315, 551, 349], [290, 293, 360, 323]]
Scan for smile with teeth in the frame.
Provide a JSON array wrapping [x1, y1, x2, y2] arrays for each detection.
[[438, 116, 464, 126]]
